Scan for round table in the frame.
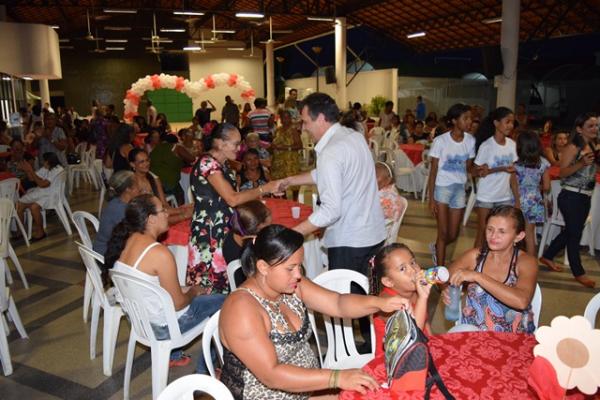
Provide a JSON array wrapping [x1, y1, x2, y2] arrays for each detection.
[[163, 198, 325, 284], [399, 144, 425, 166], [339, 331, 592, 400]]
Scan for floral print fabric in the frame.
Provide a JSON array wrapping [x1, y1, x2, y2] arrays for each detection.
[[187, 154, 236, 293], [378, 185, 405, 221], [515, 159, 549, 224]]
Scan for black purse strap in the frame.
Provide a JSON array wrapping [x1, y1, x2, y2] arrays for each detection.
[[424, 351, 455, 400]]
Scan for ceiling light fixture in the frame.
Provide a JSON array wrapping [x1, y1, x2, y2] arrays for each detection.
[[235, 12, 264, 18], [406, 31, 426, 38], [103, 8, 137, 14], [307, 16, 334, 22], [194, 40, 215, 44], [104, 26, 132, 31], [212, 29, 236, 34], [2, 77, 12, 81], [482, 17, 503, 24], [105, 39, 128, 43], [106, 47, 126, 50], [160, 28, 186, 33], [23, 77, 33, 80], [142, 37, 173, 43], [227, 47, 245, 51], [173, 11, 204, 16], [51, 25, 60, 29], [183, 46, 202, 51]]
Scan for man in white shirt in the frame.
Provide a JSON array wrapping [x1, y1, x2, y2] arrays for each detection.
[[281, 92, 386, 271]]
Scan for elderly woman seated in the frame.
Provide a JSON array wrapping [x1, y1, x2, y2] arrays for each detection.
[[219, 224, 409, 399], [16, 152, 64, 241], [104, 194, 225, 370], [237, 149, 271, 192]]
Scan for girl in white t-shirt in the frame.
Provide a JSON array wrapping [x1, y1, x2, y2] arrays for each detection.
[[427, 104, 475, 266], [473, 107, 521, 248]]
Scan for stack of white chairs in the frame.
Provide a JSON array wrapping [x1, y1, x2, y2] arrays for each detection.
[[392, 148, 419, 199], [71, 211, 99, 322], [68, 144, 98, 195], [110, 269, 209, 399], [0, 198, 28, 289], [25, 170, 73, 237], [0, 178, 29, 247], [384, 196, 408, 245], [308, 269, 375, 369], [158, 374, 234, 400], [0, 199, 28, 376], [77, 244, 124, 377]]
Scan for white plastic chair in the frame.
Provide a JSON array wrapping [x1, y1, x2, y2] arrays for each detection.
[[0, 178, 29, 247], [419, 150, 430, 203], [77, 244, 124, 377], [110, 269, 209, 400], [307, 269, 375, 369], [166, 195, 178, 208], [584, 292, 600, 328], [0, 199, 28, 289], [384, 195, 408, 245], [68, 144, 98, 194], [531, 283, 542, 328], [537, 180, 567, 263], [0, 205, 29, 376], [187, 187, 193, 204], [72, 211, 99, 322], [462, 177, 477, 226], [25, 169, 73, 238], [368, 138, 380, 161], [226, 259, 243, 291], [157, 374, 234, 400], [392, 149, 418, 199], [201, 310, 224, 378], [94, 159, 107, 217]]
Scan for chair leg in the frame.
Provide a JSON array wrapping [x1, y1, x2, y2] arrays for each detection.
[[102, 307, 123, 377], [83, 275, 93, 322], [123, 333, 137, 400], [7, 297, 27, 339], [90, 296, 100, 359], [537, 223, 551, 259], [13, 215, 30, 247], [0, 317, 13, 376], [150, 341, 172, 400], [7, 246, 28, 289], [55, 205, 73, 236]]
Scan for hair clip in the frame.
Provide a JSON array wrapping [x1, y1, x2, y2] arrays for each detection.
[[251, 235, 257, 245]]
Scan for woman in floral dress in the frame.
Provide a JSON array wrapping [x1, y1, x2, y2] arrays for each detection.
[[188, 123, 281, 293], [271, 110, 303, 180]]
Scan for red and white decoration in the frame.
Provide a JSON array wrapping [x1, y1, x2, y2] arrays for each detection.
[[123, 73, 256, 122]]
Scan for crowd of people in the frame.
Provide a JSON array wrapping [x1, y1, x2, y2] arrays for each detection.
[[2, 90, 598, 399]]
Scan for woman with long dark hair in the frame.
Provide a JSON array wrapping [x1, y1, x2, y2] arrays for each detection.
[[187, 123, 280, 293], [219, 224, 409, 399], [445, 206, 538, 333], [104, 194, 225, 370], [540, 113, 599, 288], [473, 107, 520, 248]]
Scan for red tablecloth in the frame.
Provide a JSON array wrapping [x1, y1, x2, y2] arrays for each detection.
[[339, 331, 593, 400], [548, 166, 600, 184], [162, 198, 312, 246], [399, 144, 425, 166]]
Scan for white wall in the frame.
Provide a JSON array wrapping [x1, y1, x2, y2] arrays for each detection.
[[285, 68, 398, 112], [188, 48, 265, 117]]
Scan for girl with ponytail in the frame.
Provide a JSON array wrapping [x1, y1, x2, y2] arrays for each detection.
[[105, 194, 225, 371], [219, 224, 410, 399]]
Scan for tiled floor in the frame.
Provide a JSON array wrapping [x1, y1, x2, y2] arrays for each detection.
[[0, 185, 599, 399]]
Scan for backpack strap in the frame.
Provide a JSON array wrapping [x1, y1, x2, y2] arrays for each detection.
[[424, 351, 455, 400]]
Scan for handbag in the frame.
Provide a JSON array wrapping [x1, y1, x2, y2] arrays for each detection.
[[384, 309, 454, 399]]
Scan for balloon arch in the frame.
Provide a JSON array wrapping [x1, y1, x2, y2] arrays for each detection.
[[122, 73, 256, 122]]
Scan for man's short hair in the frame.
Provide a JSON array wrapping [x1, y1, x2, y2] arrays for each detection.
[[302, 93, 339, 123], [385, 101, 394, 107]]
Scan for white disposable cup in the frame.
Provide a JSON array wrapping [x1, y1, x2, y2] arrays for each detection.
[[291, 206, 301, 219]]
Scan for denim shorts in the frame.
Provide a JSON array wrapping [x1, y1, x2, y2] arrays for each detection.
[[434, 183, 466, 209], [475, 199, 514, 209]]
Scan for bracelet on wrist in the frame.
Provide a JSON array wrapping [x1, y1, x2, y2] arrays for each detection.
[[333, 369, 340, 389]]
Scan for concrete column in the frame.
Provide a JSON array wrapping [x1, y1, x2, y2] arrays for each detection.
[[335, 17, 347, 109], [265, 41, 275, 109], [39, 79, 50, 107], [495, 0, 520, 110]]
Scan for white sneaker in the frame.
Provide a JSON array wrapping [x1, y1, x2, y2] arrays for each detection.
[[429, 242, 437, 266]]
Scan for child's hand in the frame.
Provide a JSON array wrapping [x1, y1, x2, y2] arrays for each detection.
[[415, 270, 432, 299], [478, 164, 489, 177], [378, 295, 411, 313], [504, 165, 516, 174]]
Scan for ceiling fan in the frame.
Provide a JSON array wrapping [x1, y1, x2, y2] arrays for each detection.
[[89, 29, 106, 53], [243, 31, 259, 58], [259, 17, 281, 44], [76, 9, 104, 41]]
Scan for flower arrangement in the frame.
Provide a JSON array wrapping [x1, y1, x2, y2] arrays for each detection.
[[123, 73, 256, 122]]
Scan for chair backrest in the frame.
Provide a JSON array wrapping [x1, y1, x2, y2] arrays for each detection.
[[308, 269, 375, 369], [297, 185, 316, 206], [0, 198, 14, 257], [393, 148, 415, 169], [226, 260, 243, 291], [384, 195, 408, 245], [72, 211, 99, 249], [0, 178, 20, 202], [77, 244, 111, 310], [584, 292, 600, 328], [201, 311, 224, 378], [110, 269, 183, 342], [549, 180, 565, 224], [157, 374, 234, 400], [49, 169, 68, 203], [531, 283, 542, 328]]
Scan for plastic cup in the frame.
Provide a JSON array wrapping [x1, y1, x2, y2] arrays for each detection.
[[291, 206, 301, 219]]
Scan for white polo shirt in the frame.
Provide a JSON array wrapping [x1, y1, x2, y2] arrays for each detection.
[[309, 123, 386, 248]]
